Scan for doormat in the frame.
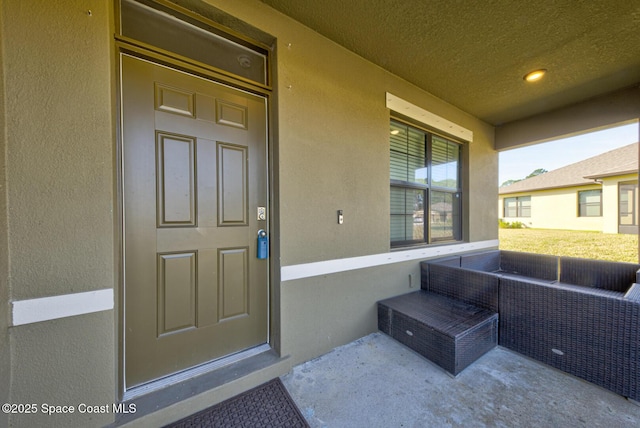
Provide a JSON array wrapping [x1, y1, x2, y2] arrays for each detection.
[[163, 378, 310, 428]]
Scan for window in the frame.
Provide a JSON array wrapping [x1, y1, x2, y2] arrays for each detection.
[[120, 0, 269, 85], [578, 190, 602, 217], [503, 196, 531, 218], [390, 120, 461, 246]]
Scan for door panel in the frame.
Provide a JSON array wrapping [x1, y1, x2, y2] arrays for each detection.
[[218, 247, 250, 321], [217, 142, 249, 226], [157, 252, 197, 336], [156, 133, 196, 226], [122, 55, 268, 388]]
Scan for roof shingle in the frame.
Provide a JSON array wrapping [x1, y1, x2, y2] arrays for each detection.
[[499, 142, 638, 194]]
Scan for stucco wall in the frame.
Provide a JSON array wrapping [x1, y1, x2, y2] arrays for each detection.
[[2, 1, 116, 427], [279, 262, 421, 364], [0, 3, 10, 428]]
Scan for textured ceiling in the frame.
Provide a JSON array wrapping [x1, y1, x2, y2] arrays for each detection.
[[260, 0, 640, 126]]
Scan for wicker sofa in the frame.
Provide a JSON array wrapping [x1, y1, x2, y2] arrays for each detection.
[[418, 250, 640, 401]]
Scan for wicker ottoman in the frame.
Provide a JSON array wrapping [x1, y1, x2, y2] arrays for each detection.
[[378, 290, 498, 376]]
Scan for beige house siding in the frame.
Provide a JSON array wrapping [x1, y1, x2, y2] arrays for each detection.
[[500, 186, 602, 231], [602, 178, 618, 234], [499, 173, 638, 233]]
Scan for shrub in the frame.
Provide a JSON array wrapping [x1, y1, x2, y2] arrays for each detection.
[[499, 219, 524, 229]]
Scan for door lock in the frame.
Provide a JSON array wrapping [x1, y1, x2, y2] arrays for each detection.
[[257, 206, 266, 221]]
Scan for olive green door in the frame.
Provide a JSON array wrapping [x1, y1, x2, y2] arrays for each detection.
[[122, 55, 268, 388]]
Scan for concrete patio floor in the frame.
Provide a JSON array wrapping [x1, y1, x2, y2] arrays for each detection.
[[281, 332, 640, 428]]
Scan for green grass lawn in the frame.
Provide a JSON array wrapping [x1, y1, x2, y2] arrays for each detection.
[[498, 228, 639, 263]]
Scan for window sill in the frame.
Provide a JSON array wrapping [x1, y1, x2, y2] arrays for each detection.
[[391, 240, 464, 252]]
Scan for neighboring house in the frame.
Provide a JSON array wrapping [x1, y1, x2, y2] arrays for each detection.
[[499, 143, 638, 234], [1, 1, 639, 427]]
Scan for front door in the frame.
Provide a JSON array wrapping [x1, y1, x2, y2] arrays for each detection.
[[619, 181, 638, 234], [121, 54, 269, 388]]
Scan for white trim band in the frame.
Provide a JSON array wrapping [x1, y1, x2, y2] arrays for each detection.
[[11, 288, 114, 326], [281, 240, 499, 282], [386, 92, 473, 142]]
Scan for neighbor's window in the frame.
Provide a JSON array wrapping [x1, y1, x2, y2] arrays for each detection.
[[390, 120, 461, 246], [578, 189, 602, 217], [503, 196, 531, 218]]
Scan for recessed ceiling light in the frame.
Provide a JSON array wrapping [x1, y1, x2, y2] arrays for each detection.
[[390, 129, 400, 135], [524, 69, 547, 82]]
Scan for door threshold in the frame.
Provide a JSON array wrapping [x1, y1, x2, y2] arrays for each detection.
[[115, 344, 285, 426], [123, 344, 271, 401]]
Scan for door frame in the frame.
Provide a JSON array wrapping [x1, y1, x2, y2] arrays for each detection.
[[114, 1, 278, 399]]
